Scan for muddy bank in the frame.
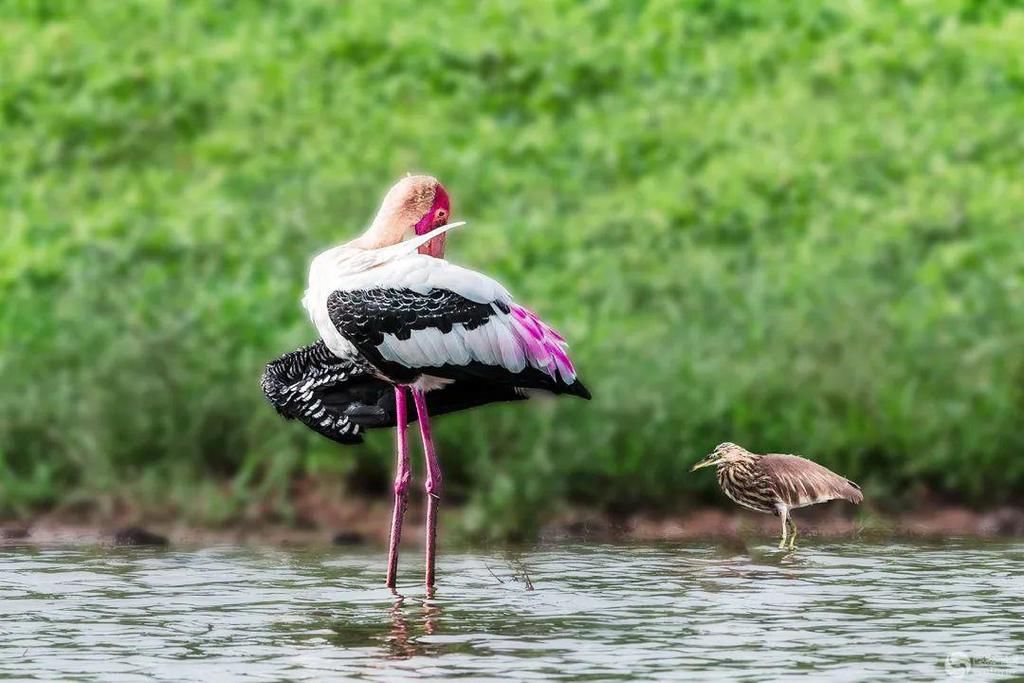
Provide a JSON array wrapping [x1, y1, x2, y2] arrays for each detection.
[[547, 505, 1024, 542], [4, 498, 1024, 547]]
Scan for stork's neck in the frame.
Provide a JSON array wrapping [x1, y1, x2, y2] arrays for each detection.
[[348, 217, 402, 250], [347, 193, 427, 251]]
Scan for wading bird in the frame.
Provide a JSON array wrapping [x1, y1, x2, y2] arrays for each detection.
[[287, 175, 589, 589], [691, 442, 863, 549]]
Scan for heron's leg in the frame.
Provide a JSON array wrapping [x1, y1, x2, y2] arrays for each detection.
[[385, 387, 410, 589], [778, 509, 789, 550], [412, 388, 442, 589], [787, 517, 798, 550]]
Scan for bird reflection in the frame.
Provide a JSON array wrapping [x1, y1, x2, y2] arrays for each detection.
[[422, 597, 441, 636], [381, 592, 443, 659], [384, 595, 414, 659]]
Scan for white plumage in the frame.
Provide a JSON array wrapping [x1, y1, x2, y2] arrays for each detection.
[[304, 221, 577, 385], [377, 316, 530, 374]]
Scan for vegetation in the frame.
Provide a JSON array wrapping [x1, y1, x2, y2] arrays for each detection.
[[2, 0, 1023, 537]]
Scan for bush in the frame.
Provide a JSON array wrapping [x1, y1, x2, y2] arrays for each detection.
[[2, 1, 1023, 535]]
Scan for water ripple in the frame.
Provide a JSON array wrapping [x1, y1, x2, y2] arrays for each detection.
[[0, 541, 1021, 680]]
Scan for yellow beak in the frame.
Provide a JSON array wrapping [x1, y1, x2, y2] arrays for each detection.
[[690, 457, 715, 472]]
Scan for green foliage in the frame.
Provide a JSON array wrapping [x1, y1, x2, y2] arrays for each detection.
[[2, 0, 1024, 535]]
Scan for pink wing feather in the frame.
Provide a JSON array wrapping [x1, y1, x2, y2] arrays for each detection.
[[508, 304, 576, 383]]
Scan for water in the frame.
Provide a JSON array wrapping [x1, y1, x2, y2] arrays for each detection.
[[1, 541, 1022, 681]]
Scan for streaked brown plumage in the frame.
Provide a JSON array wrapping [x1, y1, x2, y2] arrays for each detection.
[[691, 442, 863, 549]]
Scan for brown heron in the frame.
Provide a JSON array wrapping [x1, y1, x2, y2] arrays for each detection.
[[691, 442, 863, 549]]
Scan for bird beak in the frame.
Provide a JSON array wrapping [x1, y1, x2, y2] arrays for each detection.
[[690, 456, 715, 472], [418, 231, 447, 258], [415, 196, 451, 259]]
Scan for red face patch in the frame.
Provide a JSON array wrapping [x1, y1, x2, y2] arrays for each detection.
[[414, 184, 451, 235], [415, 184, 450, 258]]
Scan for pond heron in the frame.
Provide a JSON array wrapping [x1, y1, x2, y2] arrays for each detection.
[[691, 442, 863, 549]]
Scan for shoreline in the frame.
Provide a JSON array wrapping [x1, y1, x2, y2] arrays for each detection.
[[4, 499, 1023, 547]]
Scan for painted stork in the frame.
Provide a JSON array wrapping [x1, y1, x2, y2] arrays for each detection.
[[282, 175, 589, 589]]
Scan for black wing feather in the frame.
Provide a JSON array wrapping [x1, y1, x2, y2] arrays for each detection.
[[260, 341, 381, 444], [326, 287, 590, 397], [330, 288, 501, 344], [261, 340, 528, 445]]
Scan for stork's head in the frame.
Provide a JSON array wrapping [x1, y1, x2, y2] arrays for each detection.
[[690, 442, 753, 471], [362, 175, 451, 256]]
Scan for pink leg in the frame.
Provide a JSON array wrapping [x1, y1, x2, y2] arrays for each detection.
[[411, 388, 442, 589], [385, 387, 410, 589]]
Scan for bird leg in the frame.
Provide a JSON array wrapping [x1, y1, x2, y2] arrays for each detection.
[[411, 388, 442, 589], [786, 517, 798, 550], [778, 509, 789, 550], [385, 387, 410, 589]]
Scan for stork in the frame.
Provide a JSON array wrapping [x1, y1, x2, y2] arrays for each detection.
[[297, 175, 590, 589]]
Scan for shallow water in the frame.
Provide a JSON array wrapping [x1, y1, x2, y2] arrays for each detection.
[[1, 540, 1022, 680]]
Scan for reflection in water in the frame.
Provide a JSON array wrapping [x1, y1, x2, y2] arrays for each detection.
[[1, 541, 1022, 680], [386, 595, 414, 659], [380, 594, 442, 660], [422, 598, 440, 637]]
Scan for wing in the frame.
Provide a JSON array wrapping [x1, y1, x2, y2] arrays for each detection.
[[757, 454, 863, 508], [344, 378, 528, 427], [260, 341, 383, 444], [326, 271, 589, 398], [262, 341, 529, 441]]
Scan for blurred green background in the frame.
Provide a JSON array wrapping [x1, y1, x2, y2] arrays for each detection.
[[2, 0, 1023, 537]]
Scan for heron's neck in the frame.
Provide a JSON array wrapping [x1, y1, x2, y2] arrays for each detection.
[[717, 455, 758, 473]]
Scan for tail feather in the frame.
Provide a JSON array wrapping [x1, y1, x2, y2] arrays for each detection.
[[843, 478, 864, 505], [568, 378, 592, 400]]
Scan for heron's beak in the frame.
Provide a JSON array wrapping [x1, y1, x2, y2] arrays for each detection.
[[690, 456, 715, 472]]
